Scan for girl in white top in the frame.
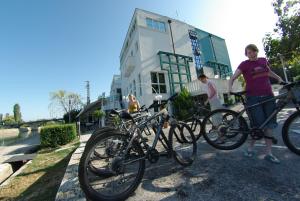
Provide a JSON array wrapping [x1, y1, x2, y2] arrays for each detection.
[[198, 74, 224, 144], [198, 74, 222, 110]]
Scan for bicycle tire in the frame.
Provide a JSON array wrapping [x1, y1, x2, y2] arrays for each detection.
[[169, 122, 197, 166], [78, 131, 145, 201], [282, 110, 300, 155], [201, 109, 249, 150], [184, 118, 202, 141]]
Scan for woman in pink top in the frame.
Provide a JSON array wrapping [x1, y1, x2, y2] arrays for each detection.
[[228, 44, 283, 164]]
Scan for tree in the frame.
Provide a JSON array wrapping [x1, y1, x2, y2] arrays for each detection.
[[13, 104, 22, 123], [63, 109, 81, 123], [3, 114, 16, 125], [263, 0, 300, 80], [93, 109, 105, 127], [0, 113, 3, 123], [49, 90, 83, 119]]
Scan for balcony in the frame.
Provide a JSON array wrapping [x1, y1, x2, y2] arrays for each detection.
[[184, 78, 243, 96], [123, 56, 135, 78]]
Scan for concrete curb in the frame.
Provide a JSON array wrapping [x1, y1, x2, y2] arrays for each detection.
[[55, 136, 90, 201]]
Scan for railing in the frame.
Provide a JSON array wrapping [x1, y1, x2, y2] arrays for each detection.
[[184, 78, 243, 96]]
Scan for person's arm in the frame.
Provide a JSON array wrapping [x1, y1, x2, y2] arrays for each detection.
[[228, 69, 242, 92], [136, 100, 140, 111], [268, 70, 284, 83]]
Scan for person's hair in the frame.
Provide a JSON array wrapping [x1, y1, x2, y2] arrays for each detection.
[[197, 74, 207, 79], [128, 94, 135, 101], [245, 44, 259, 56]]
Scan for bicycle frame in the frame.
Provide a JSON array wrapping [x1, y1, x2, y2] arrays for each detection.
[[231, 90, 299, 131], [122, 108, 172, 164]]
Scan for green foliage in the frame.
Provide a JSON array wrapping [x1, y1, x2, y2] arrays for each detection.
[[263, 0, 300, 78], [13, 104, 22, 123], [63, 109, 80, 123], [238, 76, 246, 89], [294, 75, 300, 81], [113, 115, 121, 127], [40, 124, 77, 148], [93, 109, 105, 119], [173, 88, 195, 120], [49, 90, 83, 118], [3, 115, 16, 126], [225, 98, 234, 106]]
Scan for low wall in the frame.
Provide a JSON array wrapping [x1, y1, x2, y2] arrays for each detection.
[[0, 127, 41, 145]]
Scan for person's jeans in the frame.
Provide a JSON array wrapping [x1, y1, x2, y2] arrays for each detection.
[[246, 95, 278, 130]]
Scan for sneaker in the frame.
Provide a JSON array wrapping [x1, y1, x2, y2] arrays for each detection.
[[243, 149, 255, 158], [264, 154, 280, 164]]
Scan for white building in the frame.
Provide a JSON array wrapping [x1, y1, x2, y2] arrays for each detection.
[[107, 8, 242, 110], [104, 75, 122, 110]]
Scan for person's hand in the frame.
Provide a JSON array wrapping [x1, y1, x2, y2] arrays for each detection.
[[204, 100, 209, 106], [278, 77, 284, 84]]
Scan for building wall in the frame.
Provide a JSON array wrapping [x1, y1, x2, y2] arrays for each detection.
[[115, 9, 240, 110]]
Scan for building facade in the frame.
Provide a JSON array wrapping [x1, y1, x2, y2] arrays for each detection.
[[107, 9, 242, 110], [104, 75, 122, 110]]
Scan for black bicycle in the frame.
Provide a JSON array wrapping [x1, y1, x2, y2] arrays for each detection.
[[78, 93, 197, 201], [183, 103, 211, 141], [201, 81, 300, 154]]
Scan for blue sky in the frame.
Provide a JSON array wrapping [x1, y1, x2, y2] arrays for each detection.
[[0, 0, 277, 121]]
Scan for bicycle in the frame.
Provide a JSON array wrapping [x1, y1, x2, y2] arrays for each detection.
[[183, 102, 211, 141], [78, 93, 197, 201], [201, 81, 300, 154]]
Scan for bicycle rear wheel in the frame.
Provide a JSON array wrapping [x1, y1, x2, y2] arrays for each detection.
[[169, 122, 197, 166], [78, 131, 145, 201], [282, 111, 300, 155], [201, 109, 249, 150], [184, 118, 202, 141]]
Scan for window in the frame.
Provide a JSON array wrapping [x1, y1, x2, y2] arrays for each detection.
[[146, 18, 166, 32], [129, 83, 132, 94], [138, 73, 142, 96], [135, 41, 139, 52], [133, 80, 136, 96], [151, 72, 167, 94]]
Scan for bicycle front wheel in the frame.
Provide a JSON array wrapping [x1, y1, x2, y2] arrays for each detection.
[[282, 111, 300, 155], [78, 131, 145, 201], [169, 122, 197, 166], [201, 109, 249, 150]]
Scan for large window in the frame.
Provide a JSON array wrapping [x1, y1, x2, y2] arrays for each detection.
[[146, 18, 166, 32], [151, 72, 167, 94]]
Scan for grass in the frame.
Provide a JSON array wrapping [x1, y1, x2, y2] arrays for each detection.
[[0, 139, 80, 201]]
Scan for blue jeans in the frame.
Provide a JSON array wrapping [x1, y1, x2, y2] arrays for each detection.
[[246, 95, 278, 129]]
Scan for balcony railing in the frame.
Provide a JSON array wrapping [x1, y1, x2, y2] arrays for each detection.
[[184, 78, 243, 96]]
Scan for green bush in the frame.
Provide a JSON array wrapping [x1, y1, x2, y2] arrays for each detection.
[[40, 124, 77, 148], [173, 88, 195, 120], [294, 75, 300, 82]]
